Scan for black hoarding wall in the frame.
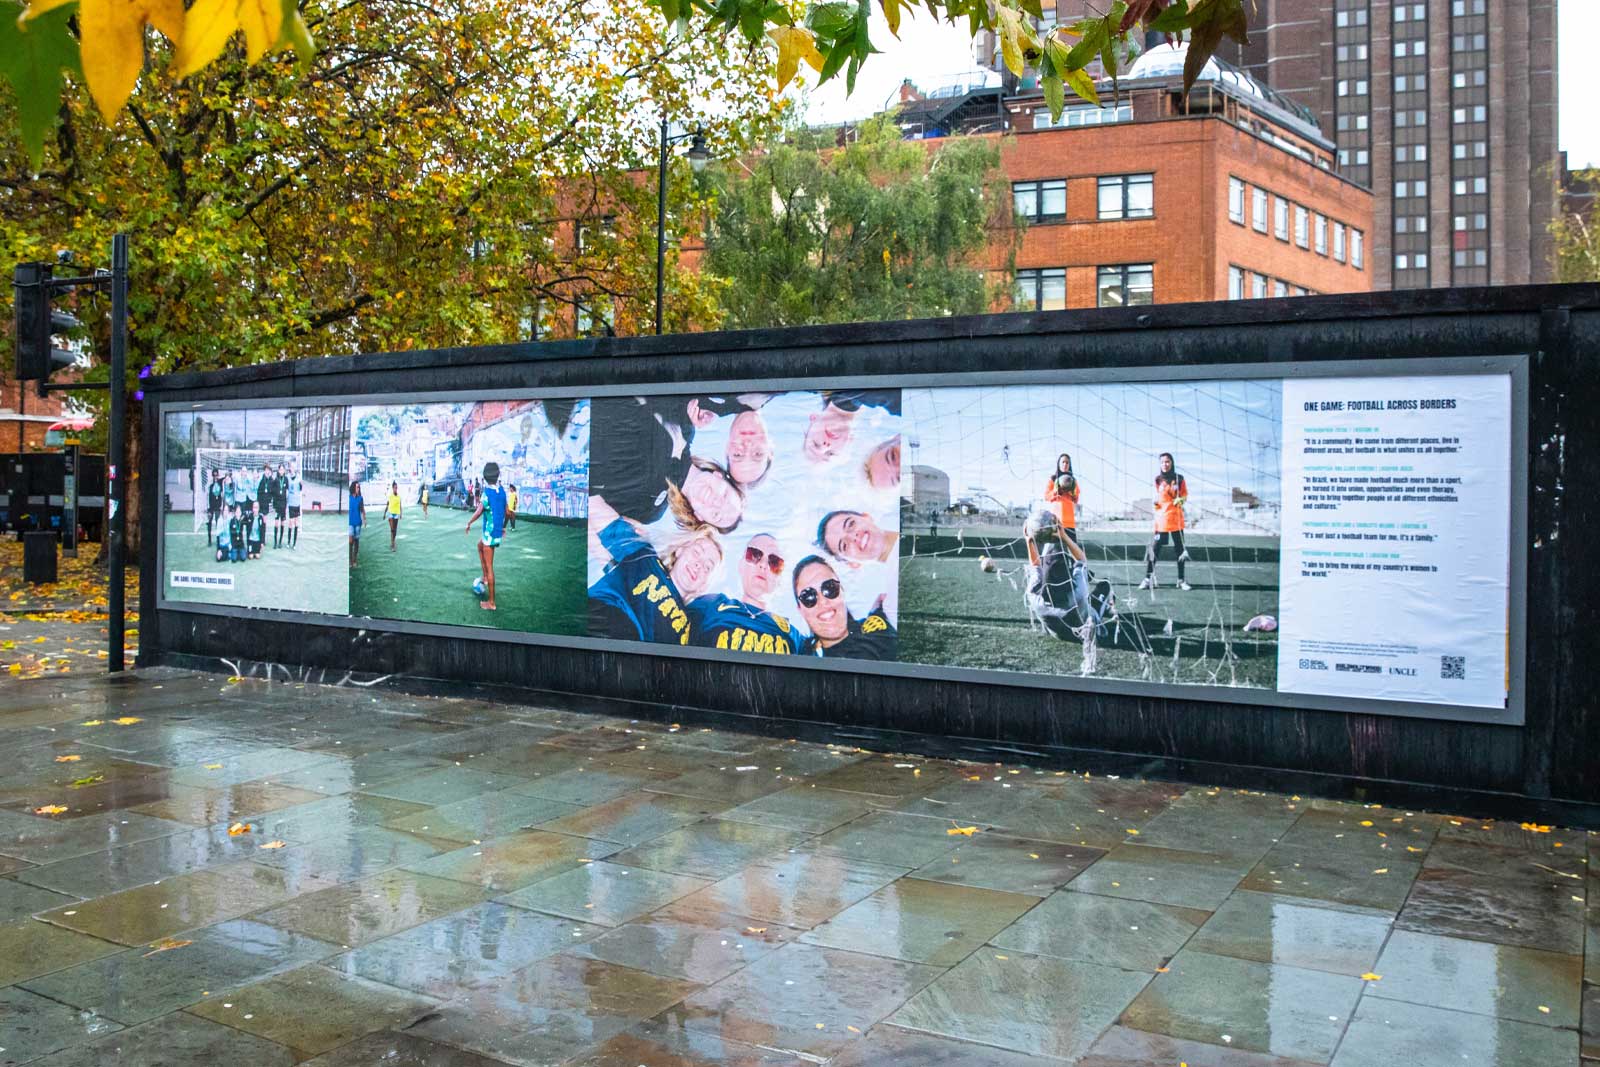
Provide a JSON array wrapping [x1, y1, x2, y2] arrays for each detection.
[[140, 286, 1600, 826]]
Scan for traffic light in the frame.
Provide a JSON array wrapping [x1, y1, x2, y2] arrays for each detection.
[[14, 262, 82, 382]]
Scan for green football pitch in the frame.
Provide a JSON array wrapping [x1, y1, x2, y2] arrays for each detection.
[[348, 509, 586, 636], [899, 532, 1281, 689], [162, 510, 350, 615]]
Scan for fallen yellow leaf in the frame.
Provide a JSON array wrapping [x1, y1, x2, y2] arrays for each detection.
[[227, 822, 252, 836], [745, 927, 767, 934], [111, 717, 142, 725], [259, 840, 286, 849], [1028, 853, 1040, 859], [1360, 972, 1382, 981], [34, 804, 69, 815], [1126, 829, 1140, 835], [1519, 822, 1552, 833], [1537, 1005, 1550, 1014], [1372, 868, 1389, 874], [68, 774, 105, 788], [142, 938, 193, 957], [946, 826, 978, 837], [54, 754, 82, 763], [1359, 820, 1374, 827], [80, 719, 104, 726], [203, 763, 224, 770]]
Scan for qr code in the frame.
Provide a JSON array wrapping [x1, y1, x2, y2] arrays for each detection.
[[1441, 655, 1466, 680]]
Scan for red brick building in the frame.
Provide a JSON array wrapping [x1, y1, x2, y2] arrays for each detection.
[[0, 378, 74, 452], [965, 45, 1372, 310]]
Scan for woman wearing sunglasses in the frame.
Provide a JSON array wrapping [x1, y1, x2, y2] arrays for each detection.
[[790, 556, 897, 660], [587, 498, 722, 644], [685, 533, 798, 655]]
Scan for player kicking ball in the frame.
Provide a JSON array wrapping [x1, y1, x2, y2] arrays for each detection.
[[466, 462, 507, 611]]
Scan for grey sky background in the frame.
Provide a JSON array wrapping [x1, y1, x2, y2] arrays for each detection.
[[801, 2, 1598, 169]]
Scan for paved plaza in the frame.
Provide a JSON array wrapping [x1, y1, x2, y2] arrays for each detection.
[[0, 668, 1593, 1066]]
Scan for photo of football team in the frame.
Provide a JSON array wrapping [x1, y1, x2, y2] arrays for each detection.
[[160, 406, 350, 614], [585, 390, 901, 660]]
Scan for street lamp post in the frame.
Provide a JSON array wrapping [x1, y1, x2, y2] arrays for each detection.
[[654, 119, 710, 336]]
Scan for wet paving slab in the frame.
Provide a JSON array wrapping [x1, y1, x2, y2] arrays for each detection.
[[0, 669, 1595, 1066]]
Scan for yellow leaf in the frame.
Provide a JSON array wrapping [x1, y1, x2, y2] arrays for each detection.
[[81, 719, 103, 726], [1519, 822, 1552, 833], [203, 763, 224, 770], [111, 716, 142, 725], [34, 804, 69, 815], [1028, 853, 1040, 859], [1360, 972, 1382, 981], [1126, 828, 1140, 835], [1359, 820, 1374, 827], [54, 754, 82, 763], [767, 25, 824, 92], [259, 840, 286, 849], [946, 826, 978, 837], [878, 0, 901, 37], [235, 0, 284, 61], [76, 0, 185, 118], [227, 822, 252, 836], [1538, 1005, 1550, 1014], [745, 927, 767, 934], [1372, 868, 1388, 874], [177, 0, 241, 76], [142, 938, 192, 956]]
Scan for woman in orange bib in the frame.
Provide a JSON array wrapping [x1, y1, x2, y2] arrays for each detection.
[[1141, 452, 1191, 591], [1043, 452, 1080, 543]]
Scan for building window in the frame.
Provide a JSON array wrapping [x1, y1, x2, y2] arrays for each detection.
[[1252, 187, 1268, 232], [1272, 278, 1287, 298], [1228, 177, 1245, 224], [1014, 268, 1067, 312], [1415, 253, 1428, 269], [1352, 229, 1364, 269], [1097, 264, 1154, 307], [1251, 272, 1267, 299], [1013, 180, 1067, 223], [1228, 265, 1244, 300], [1098, 174, 1154, 220], [1294, 205, 1309, 248], [575, 297, 613, 337], [1333, 223, 1346, 262], [1314, 215, 1328, 255], [1274, 197, 1289, 240], [1396, 253, 1409, 270]]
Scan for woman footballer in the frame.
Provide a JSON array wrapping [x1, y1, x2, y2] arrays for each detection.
[[1141, 452, 1191, 591]]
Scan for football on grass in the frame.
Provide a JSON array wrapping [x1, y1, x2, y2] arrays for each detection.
[[978, 556, 997, 573], [472, 577, 487, 597]]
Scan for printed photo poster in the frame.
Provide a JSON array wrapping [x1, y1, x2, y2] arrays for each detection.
[[347, 399, 590, 635], [160, 405, 351, 614], [898, 381, 1282, 688], [1277, 374, 1512, 708], [586, 390, 902, 659]]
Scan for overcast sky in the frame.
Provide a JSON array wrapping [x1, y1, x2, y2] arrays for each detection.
[[800, 2, 1598, 169]]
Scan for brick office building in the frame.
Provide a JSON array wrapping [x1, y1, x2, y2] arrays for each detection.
[[985, 45, 1372, 309], [985, 0, 1559, 288]]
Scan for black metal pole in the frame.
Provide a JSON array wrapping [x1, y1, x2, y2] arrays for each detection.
[[655, 117, 669, 336], [107, 234, 127, 673]]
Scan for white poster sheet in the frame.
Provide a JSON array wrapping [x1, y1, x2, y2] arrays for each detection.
[[1277, 374, 1511, 708]]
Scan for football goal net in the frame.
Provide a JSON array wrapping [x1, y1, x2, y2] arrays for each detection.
[[192, 449, 302, 532]]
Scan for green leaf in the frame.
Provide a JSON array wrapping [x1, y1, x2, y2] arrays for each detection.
[[806, 1, 856, 39], [1042, 70, 1065, 118], [1065, 66, 1099, 105], [0, 0, 80, 167], [1148, 0, 1190, 33]]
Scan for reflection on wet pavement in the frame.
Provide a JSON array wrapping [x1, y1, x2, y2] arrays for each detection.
[[0, 668, 1590, 1066]]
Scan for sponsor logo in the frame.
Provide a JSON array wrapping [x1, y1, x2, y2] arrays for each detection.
[[1388, 666, 1417, 677], [1336, 662, 1381, 674], [1298, 658, 1328, 671]]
